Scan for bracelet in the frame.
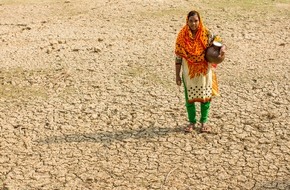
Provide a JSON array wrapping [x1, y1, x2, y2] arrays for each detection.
[[175, 56, 182, 64]]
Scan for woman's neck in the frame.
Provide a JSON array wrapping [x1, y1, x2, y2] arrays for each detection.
[[190, 29, 197, 37], [191, 29, 197, 34]]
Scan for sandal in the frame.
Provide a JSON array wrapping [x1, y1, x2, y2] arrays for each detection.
[[184, 123, 195, 133], [201, 125, 212, 133]]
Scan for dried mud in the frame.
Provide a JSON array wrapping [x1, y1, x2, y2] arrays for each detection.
[[0, 0, 289, 189]]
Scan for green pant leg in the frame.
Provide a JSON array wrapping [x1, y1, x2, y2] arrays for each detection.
[[200, 101, 211, 123], [183, 78, 197, 124]]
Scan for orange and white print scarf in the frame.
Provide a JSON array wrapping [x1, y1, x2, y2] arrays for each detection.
[[175, 12, 210, 78]]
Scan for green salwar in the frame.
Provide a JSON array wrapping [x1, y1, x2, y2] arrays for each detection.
[[183, 79, 211, 124]]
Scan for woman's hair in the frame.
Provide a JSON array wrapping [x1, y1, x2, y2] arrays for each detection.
[[187, 10, 200, 20]]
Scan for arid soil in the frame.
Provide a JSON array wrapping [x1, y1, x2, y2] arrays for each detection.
[[0, 0, 289, 189]]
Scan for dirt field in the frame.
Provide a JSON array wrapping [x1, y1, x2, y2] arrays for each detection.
[[0, 0, 289, 189]]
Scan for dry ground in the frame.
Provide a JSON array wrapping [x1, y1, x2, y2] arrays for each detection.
[[0, 0, 289, 189]]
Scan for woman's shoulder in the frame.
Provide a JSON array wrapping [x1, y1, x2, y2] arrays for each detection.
[[204, 29, 214, 43], [203, 28, 213, 41], [205, 28, 213, 37]]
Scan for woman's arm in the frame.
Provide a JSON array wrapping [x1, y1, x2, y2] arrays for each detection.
[[175, 56, 182, 86]]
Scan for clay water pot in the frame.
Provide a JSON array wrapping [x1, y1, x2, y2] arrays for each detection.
[[205, 42, 225, 64]]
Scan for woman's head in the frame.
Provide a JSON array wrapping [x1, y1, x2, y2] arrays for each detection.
[[187, 11, 200, 32]]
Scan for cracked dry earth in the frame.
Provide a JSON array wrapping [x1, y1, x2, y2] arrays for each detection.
[[0, 0, 289, 189]]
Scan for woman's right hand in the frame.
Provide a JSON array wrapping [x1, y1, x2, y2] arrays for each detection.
[[176, 75, 182, 86]]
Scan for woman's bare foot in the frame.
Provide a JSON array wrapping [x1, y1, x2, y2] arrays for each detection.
[[184, 123, 195, 133], [200, 123, 211, 133]]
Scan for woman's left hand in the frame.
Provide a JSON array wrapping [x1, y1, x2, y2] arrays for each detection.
[[219, 45, 226, 56]]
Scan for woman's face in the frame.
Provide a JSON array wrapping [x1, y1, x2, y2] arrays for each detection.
[[187, 14, 199, 32]]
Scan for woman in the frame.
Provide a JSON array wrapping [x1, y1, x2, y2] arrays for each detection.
[[175, 10, 226, 133]]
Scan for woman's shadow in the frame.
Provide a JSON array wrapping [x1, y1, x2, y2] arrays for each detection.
[[35, 125, 183, 145]]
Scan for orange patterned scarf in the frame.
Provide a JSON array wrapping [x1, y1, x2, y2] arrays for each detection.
[[175, 12, 210, 78]]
